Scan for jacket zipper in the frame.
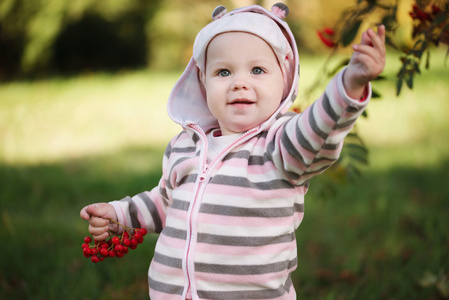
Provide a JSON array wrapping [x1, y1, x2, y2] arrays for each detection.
[[185, 124, 209, 300], [184, 125, 258, 299]]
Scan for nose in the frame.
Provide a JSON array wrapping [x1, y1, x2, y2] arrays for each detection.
[[231, 74, 249, 91]]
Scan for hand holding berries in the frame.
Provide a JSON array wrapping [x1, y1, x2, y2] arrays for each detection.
[[81, 219, 147, 263], [80, 203, 118, 241]]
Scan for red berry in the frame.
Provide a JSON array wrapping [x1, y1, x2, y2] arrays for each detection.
[[109, 250, 116, 257], [134, 232, 142, 240], [83, 247, 92, 257], [116, 251, 124, 258], [131, 239, 138, 247], [91, 256, 100, 263], [84, 236, 92, 243], [112, 236, 120, 245], [140, 228, 147, 236], [115, 244, 124, 253], [123, 238, 131, 247], [82, 243, 89, 249], [100, 248, 109, 257]]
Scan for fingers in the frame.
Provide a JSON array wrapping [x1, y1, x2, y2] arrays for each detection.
[[89, 216, 110, 240], [355, 25, 386, 52], [80, 203, 117, 241], [80, 206, 90, 220]]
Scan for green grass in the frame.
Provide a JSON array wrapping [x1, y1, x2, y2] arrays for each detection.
[[1, 51, 448, 299]]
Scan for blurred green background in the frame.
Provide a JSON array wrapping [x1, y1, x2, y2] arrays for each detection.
[[1, 0, 448, 299]]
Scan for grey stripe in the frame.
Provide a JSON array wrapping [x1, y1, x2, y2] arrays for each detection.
[[308, 104, 328, 140], [137, 192, 163, 233], [223, 150, 250, 161], [197, 277, 293, 299], [164, 142, 172, 158], [153, 251, 183, 269], [164, 178, 173, 190], [148, 277, 184, 295], [171, 199, 190, 211], [159, 187, 170, 207], [192, 132, 200, 144], [170, 156, 193, 172], [346, 106, 359, 113], [171, 146, 197, 153], [294, 202, 304, 213], [195, 258, 297, 275], [321, 93, 339, 122], [285, 170, 300, 181], [200, 203, 293, 218], [322, 142, 340, 151], [224, 151, 266, 166], [197, 231, 295, 247], [211, 175, 292, 190], [294, 124, 317, 154], [281, 133, 310, 166], [302, 164, 333, 177], [167, 156, 193, 188], [248, 155, 266, 165], [335, 118, 356, 130], [121, 196, 140, 229], [161, 226, 187, 240], [312, 156, 335, 164], [176, 173, 197, 186]]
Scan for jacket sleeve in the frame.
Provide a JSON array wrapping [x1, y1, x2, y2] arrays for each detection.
[[267, 68, 371, 185], [108, 137, 176, 234]]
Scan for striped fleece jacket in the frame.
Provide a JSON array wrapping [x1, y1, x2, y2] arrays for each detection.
[[109, 5, 371, 299], [110, 71, 371, 300]]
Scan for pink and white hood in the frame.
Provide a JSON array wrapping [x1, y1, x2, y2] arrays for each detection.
[[167, 3, 299, 133]]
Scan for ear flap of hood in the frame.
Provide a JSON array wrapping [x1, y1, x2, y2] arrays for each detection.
[[167, 3, 300, 132]]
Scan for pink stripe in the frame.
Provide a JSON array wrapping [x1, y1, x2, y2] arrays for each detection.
[[198, 214, 293, 227], [151, 260, 183, 276], [149, 288, 182, 300], [167, 205, 188, 221], [194, 240, 296, 256], [158, 233, 187, 250], [206, 184, 294, 199], [195, 269, 287, 286]]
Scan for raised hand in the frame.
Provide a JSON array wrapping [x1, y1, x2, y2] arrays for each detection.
[[343, 24, 386, 99]]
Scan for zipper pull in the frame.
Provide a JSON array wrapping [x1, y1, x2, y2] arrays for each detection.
[[199, 164, 208, 182]]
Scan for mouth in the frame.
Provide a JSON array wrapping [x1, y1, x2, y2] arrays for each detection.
[[228, 99, 255, 105]]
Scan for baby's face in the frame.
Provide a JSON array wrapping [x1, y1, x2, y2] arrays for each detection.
[[202, 32, 284, 135]]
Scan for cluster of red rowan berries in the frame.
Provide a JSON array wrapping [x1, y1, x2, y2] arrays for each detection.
[[82, 221, 147, 263]]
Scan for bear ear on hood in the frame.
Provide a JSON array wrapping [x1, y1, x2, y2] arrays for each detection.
[[212, 6, 227, 20], [271, 3, 289, 19]]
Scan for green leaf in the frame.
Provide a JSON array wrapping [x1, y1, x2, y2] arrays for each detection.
[[362, 110, 368, 117], [371, 88, 381, 98], [341, 19, 363, 47], [406, 75, 414, 89], [396, 78, 403, 96], [413, 60, 421, 74]]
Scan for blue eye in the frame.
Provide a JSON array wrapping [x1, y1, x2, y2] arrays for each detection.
[[218, 69, 231, 77], [252, 67, 265, 75]]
